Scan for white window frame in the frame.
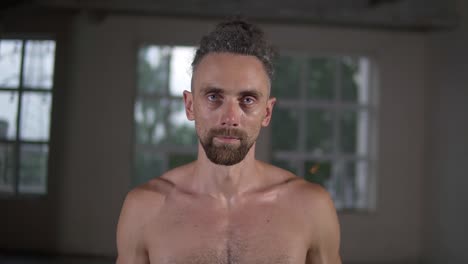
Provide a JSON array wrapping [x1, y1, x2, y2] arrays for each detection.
[[268, 51, 377, 211], [0, 37, 56, 196], [133, 45, 198, 186]]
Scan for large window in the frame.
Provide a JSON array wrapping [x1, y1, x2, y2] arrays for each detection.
[[270, 54, 374, 210], [133, 45, 375, 210], [0, 39, 56, 195], [134, 45, 197, 186]]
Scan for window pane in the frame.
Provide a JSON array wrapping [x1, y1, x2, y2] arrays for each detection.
[[0, 143, 15, 193], [18, 143, 48, 194], [329, 160, 368, 210], [0, 40, 22, 88], [0, 91, 19, 140], [340, 57, 359, 102], [137, 46, 171, 94], [23, 40, 56, 89], [169, 47, 195, 97], [134, 98, 197, 146], [340, 110, 369, 155], [340, 111, 357, 154], [307, 58, 335, 100], [168, 153, 196, 169], [305, 109, 334, 154], [271, 107, 299, 151], [353, 160, 369, 209], [304, 160, 332, 187], [272, 56, 301, 99], [133, 149, 164, 187], [20, 92, 52, 141]]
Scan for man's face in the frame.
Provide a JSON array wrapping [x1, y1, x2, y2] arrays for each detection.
[[183, 52, 276, 165]]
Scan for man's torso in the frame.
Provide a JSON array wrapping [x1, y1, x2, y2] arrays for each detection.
[[141, 169, 316, 264]]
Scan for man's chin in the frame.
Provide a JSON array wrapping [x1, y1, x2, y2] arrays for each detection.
[[205, 146, 247, 166]]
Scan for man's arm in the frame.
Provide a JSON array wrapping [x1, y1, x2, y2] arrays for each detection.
[[116, 189, 150, 264], [306, 186, 342, 264]]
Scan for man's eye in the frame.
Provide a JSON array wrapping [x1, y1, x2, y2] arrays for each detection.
[[242, 97, 255, 105], [207, 94, 218, 101]]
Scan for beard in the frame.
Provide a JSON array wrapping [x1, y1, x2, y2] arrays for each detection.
[[199, 127, 255, 166]]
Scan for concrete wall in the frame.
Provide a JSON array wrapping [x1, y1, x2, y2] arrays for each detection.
[[1, 11, 430, 263], [423, 0, 468, 263]]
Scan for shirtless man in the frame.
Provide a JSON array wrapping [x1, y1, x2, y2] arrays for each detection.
[[116, 19, 341, 264]]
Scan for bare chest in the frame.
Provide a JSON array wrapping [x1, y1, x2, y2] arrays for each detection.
[[144, 198, 310, 264]]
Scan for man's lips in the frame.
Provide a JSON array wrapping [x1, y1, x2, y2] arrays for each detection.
[[219, 135, 239, 139], [214, 135, 240, 143]]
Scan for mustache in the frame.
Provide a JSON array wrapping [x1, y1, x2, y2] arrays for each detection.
[[208, 128, 247, 139]]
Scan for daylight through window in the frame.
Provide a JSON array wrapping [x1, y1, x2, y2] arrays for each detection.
[[0, 39, 56, 195], [271, 54, 374, 210], [134, 45, 376, 210]]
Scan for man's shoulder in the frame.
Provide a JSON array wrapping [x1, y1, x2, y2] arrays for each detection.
[[290, 177, 331, 204], [264, 162, 329, 195], [117, 165, 195, 245], [127, 162, 194, 203], [264, 162, 334, 210], [119, 181, 167, 224], [125, 174, 178, 209], [121, 173, 177, 218], [265, 164, 339, 249]]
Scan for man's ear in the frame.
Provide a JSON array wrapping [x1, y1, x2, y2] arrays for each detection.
[[262, 97, 276, 127], [183, 90, 195, 121]]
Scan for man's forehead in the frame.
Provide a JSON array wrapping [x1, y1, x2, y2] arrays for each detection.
[[193, 53, 269, 78], [191, 52, 271, 94]]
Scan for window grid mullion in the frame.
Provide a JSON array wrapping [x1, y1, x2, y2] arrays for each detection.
[[297, 58, 307, 177], [13, 40, 27, 195], [330, 57, 342, 200], [274, 151, 366, 162], [0, 139, 49, 145], [136, 93, 183, 101], [163, 47, 172, 97], [277, 100, 367, 110], [333, 57, 342, 155], [160, 48, 173, 142], [0, 87, 51, 92]]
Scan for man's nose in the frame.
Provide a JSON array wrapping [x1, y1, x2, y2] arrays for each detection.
[[221, 100, 240, 127]]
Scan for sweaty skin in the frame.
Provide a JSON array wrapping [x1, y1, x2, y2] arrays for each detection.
[[116, 53, 341, 264]]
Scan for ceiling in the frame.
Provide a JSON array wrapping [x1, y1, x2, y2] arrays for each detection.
[[1, 0, 460, 31]]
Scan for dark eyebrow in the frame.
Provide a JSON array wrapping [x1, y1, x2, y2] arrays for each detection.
[[200, 86, 224, 95], [199, 86, 264, 98], [239, 90, 263, 98]]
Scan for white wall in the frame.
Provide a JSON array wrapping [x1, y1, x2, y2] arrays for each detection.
[[423, 1, 468, 263], [1, 12, 430, 264]]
